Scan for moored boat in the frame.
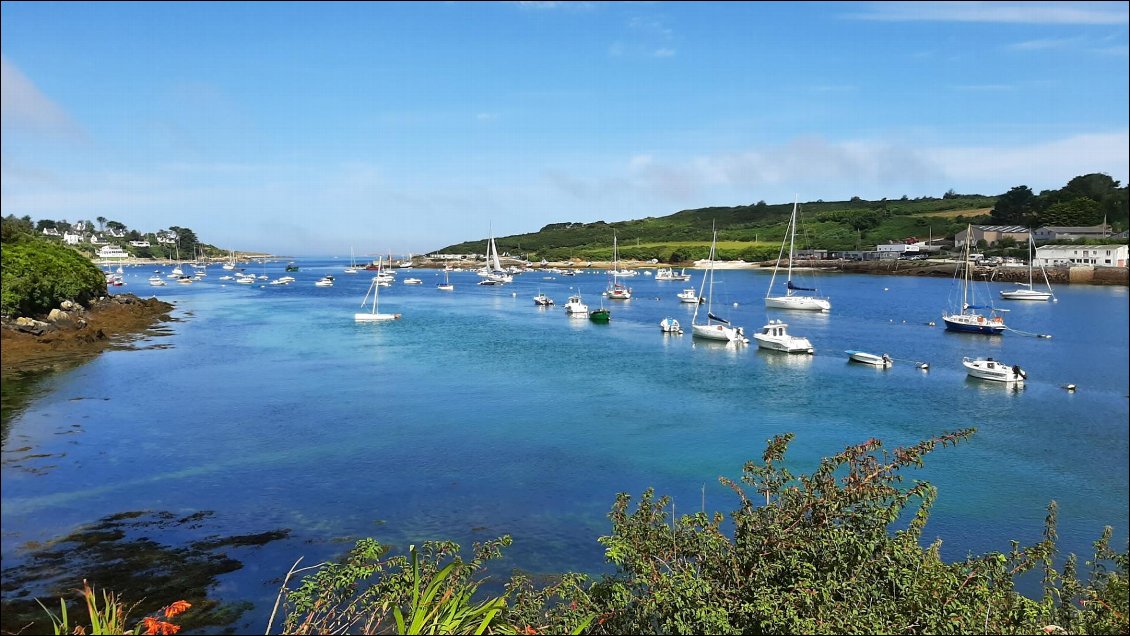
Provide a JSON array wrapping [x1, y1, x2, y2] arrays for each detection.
[[753, 319, 813, 354], [660, 317, 682, 334], [845, 350, 892, 367], [963, 357, 1026, 383]]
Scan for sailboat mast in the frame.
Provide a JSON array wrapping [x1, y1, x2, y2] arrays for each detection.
[[1027, 231, 1035, 287], [786, 197, 798, 284]]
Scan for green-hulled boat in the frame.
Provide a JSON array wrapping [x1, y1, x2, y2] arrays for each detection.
[[589, 308, 610, 323]]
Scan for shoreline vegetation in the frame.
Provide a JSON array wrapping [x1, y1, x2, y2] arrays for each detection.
[[9, 431, 1127, 635]]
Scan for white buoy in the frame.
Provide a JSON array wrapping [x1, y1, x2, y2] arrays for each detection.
[[1064, 384, 1076, 392], [884, 287, 889, 291]]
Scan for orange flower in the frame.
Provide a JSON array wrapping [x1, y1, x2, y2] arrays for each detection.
[[141, 616, 182, 635], [164, 600, 192, 618]]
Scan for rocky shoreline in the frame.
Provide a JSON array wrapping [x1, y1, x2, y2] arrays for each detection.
[[1, 294, 175, 373]]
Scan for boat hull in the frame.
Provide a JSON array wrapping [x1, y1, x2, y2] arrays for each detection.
[[589, 309, 610, 323], [754, 335, 813, 354], [354, 312, 401, 322], [846, 350, 891, 367], [942, 314, 1006, 334], [691, 324, 746, 343], [1000, 289, 1053, 301], [765, 295, 831, 311]]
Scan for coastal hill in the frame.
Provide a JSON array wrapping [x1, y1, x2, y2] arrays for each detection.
[[433, 174, 1128, 263], [435, 193, 999, 263]]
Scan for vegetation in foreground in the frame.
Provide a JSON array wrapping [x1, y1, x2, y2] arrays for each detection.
[[37, 430, 1128, 635], [0, 227, 107, 318]]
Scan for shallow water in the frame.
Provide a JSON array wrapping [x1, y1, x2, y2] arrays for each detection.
[[3, 260, 1127, 632]]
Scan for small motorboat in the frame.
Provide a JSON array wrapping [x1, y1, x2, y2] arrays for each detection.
[[753, 319, 813, 354], [678, 288, 703, 304], [315, 275, 335, 287], [845, 350, 892, 367], [533, 292, 555, 306], [963, 357, 1026, 383], [564, 295, 588, 316], [660, 317, 682, 334]]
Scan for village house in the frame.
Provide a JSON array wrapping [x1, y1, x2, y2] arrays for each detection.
[[954, 225, 1030, 248], [1032, 224, 1112, 241], [1034, 244, 1127, 267]]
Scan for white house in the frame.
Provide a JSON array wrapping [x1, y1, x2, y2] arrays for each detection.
[[88, 234, 108, 245], [97, 244, 130, 259], [63, 232, 83, 245], [1034, 245, 1127, 268], [129, 240, 151, 248], [108, 228, 126, 238], [41, 227, 61, 237], [157, 233, 177, 245]]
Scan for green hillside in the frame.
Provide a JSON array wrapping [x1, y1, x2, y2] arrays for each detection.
[[436, 194, 999, 263]]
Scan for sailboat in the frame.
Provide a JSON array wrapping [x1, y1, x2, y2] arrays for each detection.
[[344, 247, 359, 274], [436, 267, 454, 291], [606, 232, 632, 299], [943, 225, 1007, 334], [355, 275, 401, 322], [691, 227, 748, 344], [765, 196, 831, 312], [1000, 232, 1055, 301], [477, 227, 512, 285]]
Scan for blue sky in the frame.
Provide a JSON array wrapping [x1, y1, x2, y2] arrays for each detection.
[[2, 1, 1127, 256]]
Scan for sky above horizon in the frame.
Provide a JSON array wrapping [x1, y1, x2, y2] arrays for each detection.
[[2, 1, 1128, 256]]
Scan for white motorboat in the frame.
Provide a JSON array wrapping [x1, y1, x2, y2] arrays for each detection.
[[765, 196, 831, 312], [845, 350, 892, 367], [677, 288, 703, 304], [659, 317, 683, 334], [963, 357, 1026, 383], [403, 277, 423, 285], [315, 275, 335, 287], [148, 275, 166, 287], [533, 292, 555, 306], [655, 267, 692, 281], [753, 319, 814, 354], [564, 294, 588, 315]]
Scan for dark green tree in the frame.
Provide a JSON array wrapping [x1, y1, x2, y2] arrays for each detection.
[[992, 185, 1039, 225]]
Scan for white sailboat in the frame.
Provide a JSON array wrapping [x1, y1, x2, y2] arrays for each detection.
[[765, 196, 831, 312], [606, 231, 632, 299], [1000, 232, 1055, 301], [436, 267, 454, 291], [477, 227, 512, 284], [355, 275, 401, 322], [691, 228, 748, 344], [344, 247, 358, 274]]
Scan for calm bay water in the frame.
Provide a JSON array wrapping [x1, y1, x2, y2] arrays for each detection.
[[3, 258, 1127, 632]]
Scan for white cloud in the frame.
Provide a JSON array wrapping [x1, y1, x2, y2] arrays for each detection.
[[543, 132, 1130, 207], [849, 1, 1128, 25], [0, 55, 85, 141]]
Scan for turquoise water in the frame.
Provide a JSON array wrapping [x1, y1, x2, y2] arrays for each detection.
[[3, 259, 1127, 631]]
